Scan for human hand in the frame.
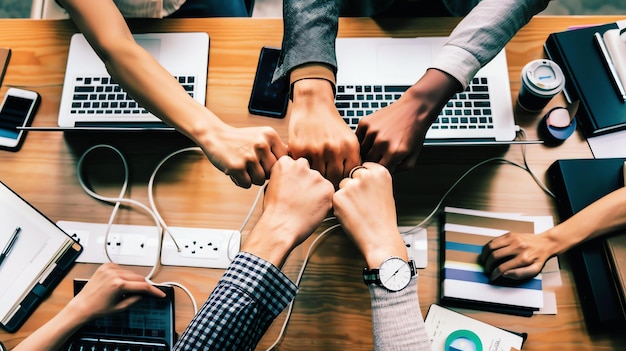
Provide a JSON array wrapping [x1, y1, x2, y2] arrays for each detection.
[[242, 156, 334, 267], [479, 232, 554, 281], [288, 79, 360, 186], [67, 263, 166, 323], [333, 162, 407, 269], [356, 96, 430, 173], [356, 69, 459, 173], [199, 123, 288, 189]]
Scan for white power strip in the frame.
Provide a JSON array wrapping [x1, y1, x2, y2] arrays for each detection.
[[399, 226, 428, 269], [57, 221, 161, 266], [57, 221, 241, 269], [161, 226, 241, 269]]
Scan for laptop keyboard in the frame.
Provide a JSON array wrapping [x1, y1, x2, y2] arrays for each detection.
[[335, 77, 493, 131], [66, 337, 168, 351], [70, 75, 196, 116]]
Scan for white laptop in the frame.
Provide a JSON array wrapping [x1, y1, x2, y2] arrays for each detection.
[[57, 32, 209, 129], [335, 37, 518, 144]]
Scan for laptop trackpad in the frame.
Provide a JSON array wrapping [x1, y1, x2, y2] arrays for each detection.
[[136, 38, 161, 61], [376, 44, 431, 84]]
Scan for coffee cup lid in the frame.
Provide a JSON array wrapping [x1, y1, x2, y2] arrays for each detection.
[[521, 59, 565, 95]]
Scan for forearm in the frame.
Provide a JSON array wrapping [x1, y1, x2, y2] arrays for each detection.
[[274, 0, 339, 81], [14, 303, 89, 351], [432, 0, 550, 89], [369, 278, 431, 350], [174, 252, 297, 351], [102, 47, 224, 141], [547, 187, 626, 255], [401, 68, 461, 126], [60, 0, 224, 143]]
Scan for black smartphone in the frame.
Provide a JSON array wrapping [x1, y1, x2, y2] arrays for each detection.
[[0, 47, 10, 87], [0, 87, 40, 151], [248, 47, 289, 118]]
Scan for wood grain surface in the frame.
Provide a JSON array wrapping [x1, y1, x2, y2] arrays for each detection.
[[0, 16, 624, 350]]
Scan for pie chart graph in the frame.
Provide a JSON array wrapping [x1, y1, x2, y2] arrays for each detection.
[[444, 329, 483, 351]]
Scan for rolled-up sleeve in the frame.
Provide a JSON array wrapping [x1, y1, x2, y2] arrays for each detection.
[[431, 0, 551, 90], [174, 252, 297, 351], [273, 0, 340, 82]]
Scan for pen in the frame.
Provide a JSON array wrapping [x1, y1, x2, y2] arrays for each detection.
[[593, 32, 626, 102], [0, 227, 20, 267]]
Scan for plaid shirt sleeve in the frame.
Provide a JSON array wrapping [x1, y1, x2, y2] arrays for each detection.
[[173, 252, 298, 351]]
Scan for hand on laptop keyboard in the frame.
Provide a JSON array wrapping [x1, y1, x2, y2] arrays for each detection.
[[354, 69, 462, 172], [356, 93, 430, 172], [13, 263, 166, 351]]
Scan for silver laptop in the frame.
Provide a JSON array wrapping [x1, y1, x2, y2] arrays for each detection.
[[335, 37, 518, 144], [57, 32, 209, 129]]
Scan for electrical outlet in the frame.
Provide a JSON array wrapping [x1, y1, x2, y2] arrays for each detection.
[[67, 228, 90, 247], [160, 226, 241, 269], [106, 233, 122, 255], [57, 221, 160, 266], [399, 226, 428, 268]]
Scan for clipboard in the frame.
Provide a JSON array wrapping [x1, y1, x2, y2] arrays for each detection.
[[0, 180, 82, 332]]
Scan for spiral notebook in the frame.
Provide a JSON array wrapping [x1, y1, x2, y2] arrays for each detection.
[[545, 21, 626, 137]]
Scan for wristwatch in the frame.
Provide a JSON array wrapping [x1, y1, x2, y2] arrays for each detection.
[[363, 256, 417, 292]]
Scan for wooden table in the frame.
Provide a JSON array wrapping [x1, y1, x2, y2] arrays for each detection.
[[0, 15, 624, 350]]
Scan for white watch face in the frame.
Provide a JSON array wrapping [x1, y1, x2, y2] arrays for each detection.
[[379, 257, 412, 291]]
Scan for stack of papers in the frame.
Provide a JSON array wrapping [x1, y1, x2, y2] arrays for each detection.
[[440, 207, 555, 316], [603, 20, 626, 95]]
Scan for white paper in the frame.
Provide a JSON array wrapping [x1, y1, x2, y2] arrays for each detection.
[[587, 130, 626, 158], [425, 304, 523, 351], [0, 183, 73, 322], [443, 207, 559, 315]]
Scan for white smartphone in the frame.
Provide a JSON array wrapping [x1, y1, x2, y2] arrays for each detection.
[[0, 87, 40, 151]]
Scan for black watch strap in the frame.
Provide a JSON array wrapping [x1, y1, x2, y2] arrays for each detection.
[[363, 260, 417, 286], [363, 267, 381, 285]]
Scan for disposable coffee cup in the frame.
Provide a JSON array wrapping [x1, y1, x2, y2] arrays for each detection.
[[518, 59, 565, 112]]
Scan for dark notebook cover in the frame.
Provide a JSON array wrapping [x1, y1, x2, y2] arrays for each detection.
[[544, 22, 626, 137], [547, 158, 626, 331]]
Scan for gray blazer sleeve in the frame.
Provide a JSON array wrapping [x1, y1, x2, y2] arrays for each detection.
[[273, 0, 340, 82]]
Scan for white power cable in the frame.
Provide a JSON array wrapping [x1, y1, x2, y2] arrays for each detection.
[[76, 144, 203, 314], [402, 128, 554, 235], [264, 221, 342, 351], [77, 128, 553, 345], [76, 144, 163, 280], [264, 129, 555, 348], [145, 145, 265, 261]]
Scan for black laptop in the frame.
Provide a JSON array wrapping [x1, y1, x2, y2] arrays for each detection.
[[64, 279, 176, 351]]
